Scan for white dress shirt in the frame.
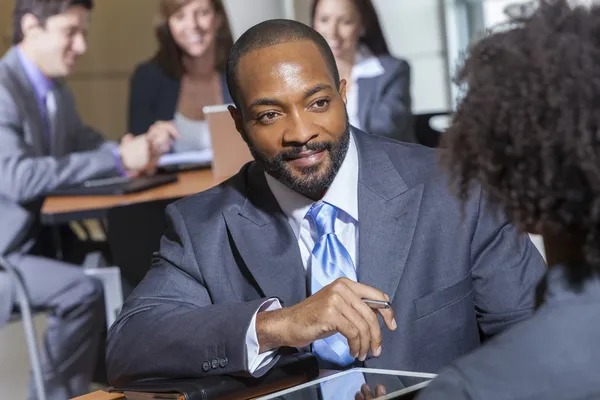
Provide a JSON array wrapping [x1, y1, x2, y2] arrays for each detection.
[[345, 46, 385, 130], [244, 134, 360, 374]]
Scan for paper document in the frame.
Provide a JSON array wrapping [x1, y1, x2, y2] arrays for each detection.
[[158, 150, 213, 166]]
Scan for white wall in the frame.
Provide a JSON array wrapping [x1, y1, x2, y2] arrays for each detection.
[[373, 0, 451, 113], [223, 0, 289, 39]]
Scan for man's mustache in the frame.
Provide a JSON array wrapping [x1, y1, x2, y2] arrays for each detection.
[[276, 141, 333, 161]]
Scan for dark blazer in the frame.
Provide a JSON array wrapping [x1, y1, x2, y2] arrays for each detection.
[[105, 129, 545, 386], [418, 265, 600, 400], [357, 55, 415, 143], [127, 59, 233, 135]]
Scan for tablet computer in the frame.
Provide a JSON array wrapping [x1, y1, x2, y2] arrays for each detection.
[[257, 367, 436, 400]]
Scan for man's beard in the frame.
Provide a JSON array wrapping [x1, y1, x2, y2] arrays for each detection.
[[248, 116, 351, 199]]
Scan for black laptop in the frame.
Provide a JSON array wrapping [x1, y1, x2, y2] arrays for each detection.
[[49, 174, 178, 196]]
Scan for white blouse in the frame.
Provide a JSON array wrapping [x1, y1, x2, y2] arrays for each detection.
[[173, 112, 212, 153]]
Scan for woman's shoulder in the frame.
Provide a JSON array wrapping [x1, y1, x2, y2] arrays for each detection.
[[131, 58, 172, 81], [376, 54, 410, 73]]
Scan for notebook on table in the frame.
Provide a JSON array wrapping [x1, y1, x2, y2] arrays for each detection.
[[49, 174, 178, 196], [157, 149, 213, 173]]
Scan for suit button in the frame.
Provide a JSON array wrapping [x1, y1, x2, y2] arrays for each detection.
[[219, 357, 228, 368], [211, 358, 219, 369], [202, 361, 211, 372]]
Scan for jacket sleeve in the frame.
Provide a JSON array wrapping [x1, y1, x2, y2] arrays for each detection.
[[470, 185, 546, 339], [105, 204, 280, 386], [364, 59, 416, 143], [0, 85, 119, 203]]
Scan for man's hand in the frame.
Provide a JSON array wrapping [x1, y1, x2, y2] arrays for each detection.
[[118, 134, 155, 176], [145, 120, 180, 154], [355, 384, 387, 400], [256, 278, 397, 362]]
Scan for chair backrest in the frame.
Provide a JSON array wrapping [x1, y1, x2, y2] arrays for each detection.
[[106, 198, 179, 296], [414, 111, 452, 148]]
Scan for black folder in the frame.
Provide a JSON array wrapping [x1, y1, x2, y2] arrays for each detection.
[[108, 353, 319, 400], [49, 174, 178, 196]]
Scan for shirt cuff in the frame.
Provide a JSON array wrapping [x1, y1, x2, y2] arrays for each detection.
[[246, 298, 282, 375], [111, 146, 127, 176]]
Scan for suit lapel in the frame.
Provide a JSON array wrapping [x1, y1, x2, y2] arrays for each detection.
[[355, 130, 423, 301], [223, 164, 307, 307], [4, 48, 48, 156]]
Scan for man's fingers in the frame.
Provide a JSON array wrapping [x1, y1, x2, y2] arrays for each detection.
[[377, 307, 397, 332], [152, 121, 181, 140], [121, 133, 133, 144], [351, 298, 383, 357], [335, 316, 361, 360], [334, 294, 371, 361], [335, 282, 383, 358], [356, 384, 386, 400], [361, 384, 374, 400], [343, 279, 397, 331]]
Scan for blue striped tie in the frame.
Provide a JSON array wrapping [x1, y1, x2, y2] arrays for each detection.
[[308, 201, 357, 367]]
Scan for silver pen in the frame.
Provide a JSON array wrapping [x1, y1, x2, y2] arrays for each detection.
[[363, 299, 392, 309]]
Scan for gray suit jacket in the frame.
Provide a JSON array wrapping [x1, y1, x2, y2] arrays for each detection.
[[0, 47, 119, 325], [357, 56, 415, 143], [418, 265, 600, 400], [105, 129, 545, 386]]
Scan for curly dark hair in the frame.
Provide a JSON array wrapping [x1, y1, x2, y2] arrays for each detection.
[[442, 0, 600, 269]]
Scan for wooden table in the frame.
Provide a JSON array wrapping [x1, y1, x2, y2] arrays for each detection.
[[41, 169, 218, 225], [73, 391, 124, 400]]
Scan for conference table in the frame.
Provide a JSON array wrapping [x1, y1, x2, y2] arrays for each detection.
[[41, 169, 218, 224]]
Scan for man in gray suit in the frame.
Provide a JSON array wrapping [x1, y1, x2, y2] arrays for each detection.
[[106, 19, 545, 388], [0, 1, 175, 398], [418, 1, 600, 398]]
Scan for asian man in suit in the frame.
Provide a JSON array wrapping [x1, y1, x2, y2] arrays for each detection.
[[0, 1, 175, 398], [106, 19, 545, 387]]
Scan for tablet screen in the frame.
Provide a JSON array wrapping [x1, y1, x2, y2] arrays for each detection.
[[258, 368, 435, 400]]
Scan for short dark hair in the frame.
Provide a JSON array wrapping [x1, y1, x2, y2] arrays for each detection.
[[226, 19, 340, 109], [310, 0, 390, 56], [442, 0, 600, 269], [13, 0, 94, 44], [154, 0, 233, 78]]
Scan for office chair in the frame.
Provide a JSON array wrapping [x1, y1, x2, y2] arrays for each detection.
[[0, 256, 46, 400], [414, 111, 452, 148], [106, 198, 179, 298]]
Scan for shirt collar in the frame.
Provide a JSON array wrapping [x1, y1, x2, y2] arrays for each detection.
[[265, 132, 360, 239], [15, 46, 55, 100], [351, 45, 385, 80]]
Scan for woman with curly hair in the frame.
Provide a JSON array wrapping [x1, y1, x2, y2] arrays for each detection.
[[419, 0, 600, 398]]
